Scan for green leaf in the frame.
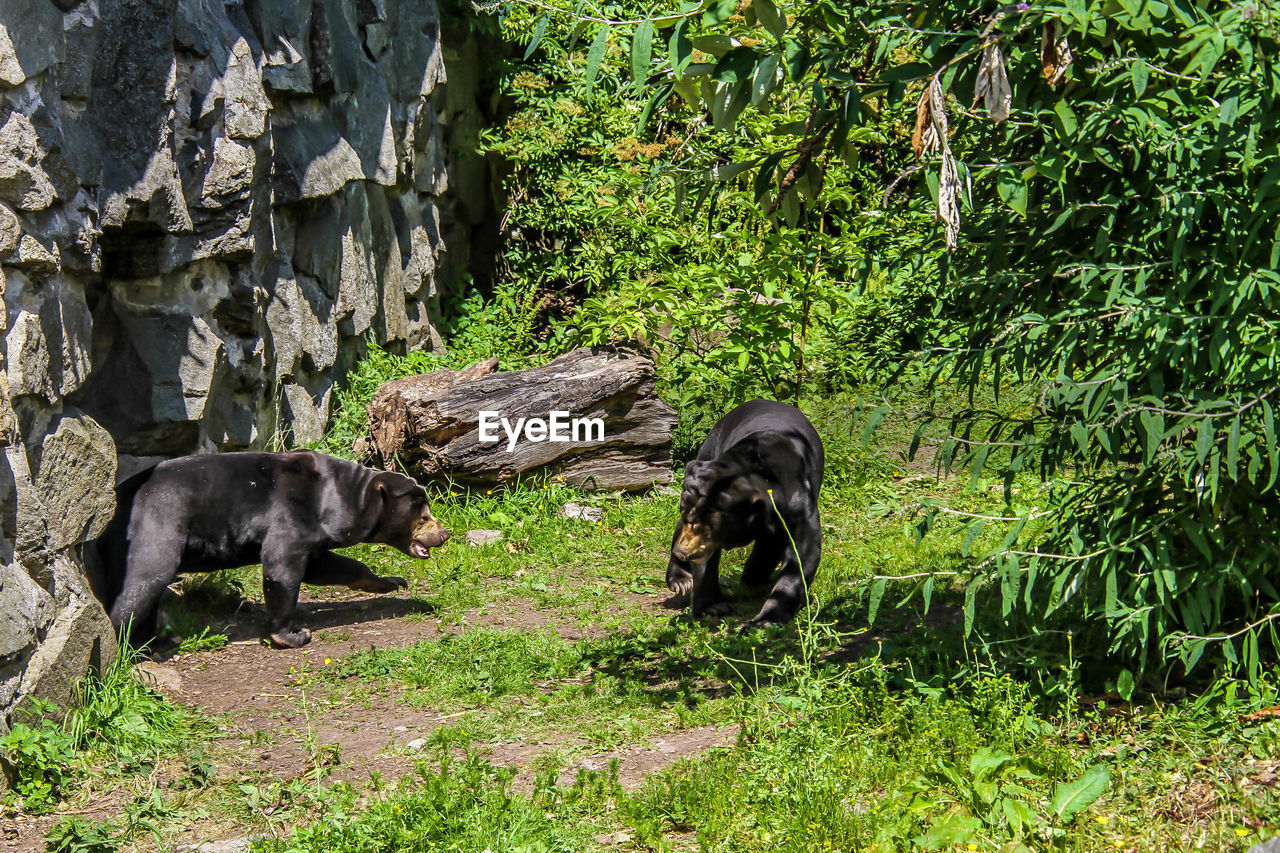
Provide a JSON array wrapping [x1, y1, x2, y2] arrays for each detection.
[[584, 26, 610, 95], [861, 405, 889, 447], [1116, 669, 1135, 701], [1139, 410, 1164, 464], [753, 0, 786, 40], [997, 172, 1028, 218], [880, 62, 932, 83], [672, 75, 700, 109], [713, 47, 758, 84], [1132, 59, 1149, 97], [1226, 414, 1241, 479], [970, 747, 1016, 780], [636, 82, 673, 132], [963, 580, 977, 636], [631, 20, 654, 96], [702, 0, 736, 27], [961, 517, 987, 557], [1053, 100, 1078, 137], [867, 578, 887, 625], [691, 34, 737, 58], [1050, 765, 1110, 822], [524, 13, 551, 61], [670, 19, 693, 79], [1264, 399, 1278, 490], [1001, 799, 1038, 837], [783, 38, 809, 80], [751, 54, 780, 105], [1195, 416, 1215, 467]]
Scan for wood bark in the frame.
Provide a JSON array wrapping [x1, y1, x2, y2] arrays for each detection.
[[364, 348, 677, 492]]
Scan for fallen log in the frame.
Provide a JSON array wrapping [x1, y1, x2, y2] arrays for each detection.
[[363, 348, 677, 492]]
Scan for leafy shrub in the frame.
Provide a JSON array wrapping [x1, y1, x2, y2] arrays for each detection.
[[0, 700, 76, 811], [43, 816, 123, 853], [513, 0, 1280, 679], [485, 0, 939, 419], [252, 750, 606, 852], [66, 642, 209, 771]]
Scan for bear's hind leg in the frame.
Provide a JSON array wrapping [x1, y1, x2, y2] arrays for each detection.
[[110, 526, 184, 647]]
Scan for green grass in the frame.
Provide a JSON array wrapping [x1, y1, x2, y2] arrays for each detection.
[[14, 384, 1280, 852]]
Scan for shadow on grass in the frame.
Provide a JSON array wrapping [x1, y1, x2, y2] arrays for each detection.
[[581, 580, 983, 712], [154, 586, 439, 651]]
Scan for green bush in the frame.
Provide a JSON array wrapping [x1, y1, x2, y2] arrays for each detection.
[[43, 816, 123, 853], [513, 0, 1280, 679], [0, 700, 76, 812], [484, 0, 939, 418]]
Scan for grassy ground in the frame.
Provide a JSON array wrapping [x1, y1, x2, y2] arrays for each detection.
[[5, 395, 1280, 852]]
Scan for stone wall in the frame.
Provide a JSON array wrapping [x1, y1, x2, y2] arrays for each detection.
[[0, 0, 488, 732]]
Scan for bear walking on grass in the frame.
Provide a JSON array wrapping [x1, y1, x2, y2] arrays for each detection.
[[667, 399, 824, 630]]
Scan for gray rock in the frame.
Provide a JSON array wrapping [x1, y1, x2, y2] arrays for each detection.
[[0, 112, 57, 212], [0, 0, 64, 88], [406, 738, 428, 752], [272, 112, 366, 202], [0, 561, 53, 665], [266, 270, 339, 377], [0, 0, 493, 729], [136, 661, 183, 694], [280, 377, 334, 446], [335, 186, 378, 334], [4, 271, 94, 401], [313, 0, 363, 94], [223, 38, 269, 139], [199, 136, 256, 203], [32, 413, 117, 551], [561, 503, 605, 523], [16, 557, 116, 712], [1249, 837, 1280, 853], [262, 35, 311, 94], [464, 529, 504, 546], [0, 201, 18, 255], [8, 234, 60, 274]]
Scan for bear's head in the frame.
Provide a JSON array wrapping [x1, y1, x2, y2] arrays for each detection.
[[671, 459, 771, 562]]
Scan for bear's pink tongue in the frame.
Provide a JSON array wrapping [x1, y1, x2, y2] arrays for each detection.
[[411, 542, 431, 558]]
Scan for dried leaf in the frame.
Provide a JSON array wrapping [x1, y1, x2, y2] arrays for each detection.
[[938, 150, 961, 250], [1041, 21, 1073, 86], [973, 42, 1012, 123], [911, 86, 930, 158], [912, 76, 948, 159], [926, 76, 948, 155]]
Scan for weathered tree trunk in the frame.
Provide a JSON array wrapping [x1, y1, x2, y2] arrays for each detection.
[[364, 348, 677, 492]]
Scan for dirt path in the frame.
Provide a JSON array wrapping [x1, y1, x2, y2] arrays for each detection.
[[1, 585, 737, 852]]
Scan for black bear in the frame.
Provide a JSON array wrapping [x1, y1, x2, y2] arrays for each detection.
[[88, 451, 450, 648], [667, 399, 824, 629]]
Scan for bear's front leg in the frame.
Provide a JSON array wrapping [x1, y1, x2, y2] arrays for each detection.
[[690, 551, 734, 618], [303, 551, 408, 593], [666, 521, 695, 598], [262, 544, 311, 648]]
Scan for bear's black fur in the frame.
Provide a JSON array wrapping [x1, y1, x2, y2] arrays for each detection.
[[88, 451, 450, 648], [667, 399, 824, 629]]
